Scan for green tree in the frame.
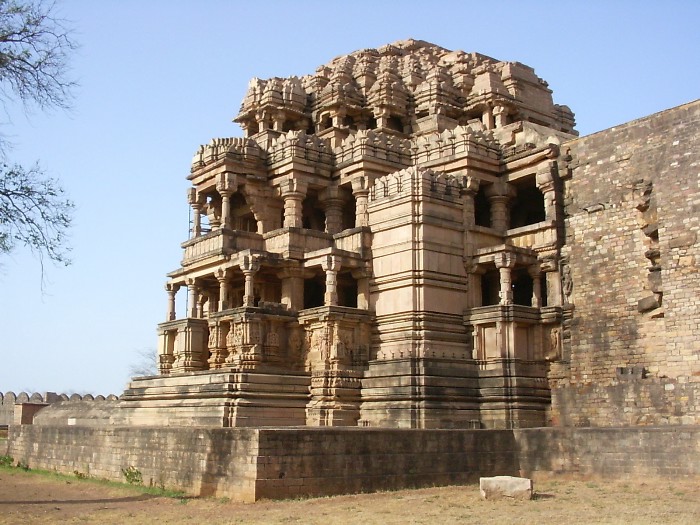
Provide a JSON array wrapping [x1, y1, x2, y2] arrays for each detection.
[[0, 0, 76, 268]]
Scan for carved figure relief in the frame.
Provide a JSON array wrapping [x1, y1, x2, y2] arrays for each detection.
[[561, 263, 573, 302], [546, 328, 561, 361]]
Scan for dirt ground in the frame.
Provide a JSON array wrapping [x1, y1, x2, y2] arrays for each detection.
[[1, 465, 699, 525]]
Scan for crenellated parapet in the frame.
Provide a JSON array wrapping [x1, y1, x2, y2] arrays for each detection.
[[267, 130, 334, 169], [334, 129, 412, 167], [190, 137, 266, 175], [370, 166, 463, 202], [411, 123, 500, 164]]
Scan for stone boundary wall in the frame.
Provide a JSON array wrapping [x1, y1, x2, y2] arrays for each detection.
[[6, 426, 699, 501], [0, 392, 118, 428], [556, 100, 700, 426]]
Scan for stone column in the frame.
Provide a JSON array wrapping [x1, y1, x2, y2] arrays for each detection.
[[485, 183, 514, 234], [240, 255, 260, 307], [278, 266, 304, 311], [351, 177, 370, 227], [187, 188, 203, 238], [529, 265, 542, 308], [320, 186, 344, 234], [536, 161, 556, 221], [352, 267, 371, 310], [272, 110, 286, 132], [186, 279, 199, 318], [165, 283, 180, 321], [540, 254, 562, 307], [463, 258, 485, 308], [215, 268, 229, 311], [493, 105, 508, 128], [460, 175, 480, 229], [197, 294, 207, 318], [495, 253, 516, 305], [216, 172, 237, 230], [322, 255, 341, 306], [482, 105, 494, 130], [278, 179, 307, 228]]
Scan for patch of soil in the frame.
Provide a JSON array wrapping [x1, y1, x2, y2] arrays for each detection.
[[1, 468, 699, 525]]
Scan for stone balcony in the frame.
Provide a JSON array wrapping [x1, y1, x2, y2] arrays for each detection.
[[182, 227, 372, 266], [181, 229, 263, 266], [505, 220, 557, 251], [468, 220, 557, 252]]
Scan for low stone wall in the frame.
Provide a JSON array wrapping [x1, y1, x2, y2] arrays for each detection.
[[0, 392, 118, 428], [552, 379, 700, 427], [6, 425, 700, 501]]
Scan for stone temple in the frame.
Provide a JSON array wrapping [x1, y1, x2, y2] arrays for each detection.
[[109, 39, 698, 430], [8, 40, 699, 501]]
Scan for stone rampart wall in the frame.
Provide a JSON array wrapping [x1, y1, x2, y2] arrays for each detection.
[[556, 100, 700, 425], [0, 392, 118, 428], [7, 426, 699, 501]]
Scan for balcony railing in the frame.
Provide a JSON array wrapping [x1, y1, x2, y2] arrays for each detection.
[[181, 229, 263, 265], [182, 226, 373, 266], [505, 220, 557, 250]]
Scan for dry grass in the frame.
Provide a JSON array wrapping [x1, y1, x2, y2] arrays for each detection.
[[0, 467, 698, 525]]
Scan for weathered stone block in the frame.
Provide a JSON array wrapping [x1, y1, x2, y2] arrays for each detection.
[[479, 475, 533, 500]]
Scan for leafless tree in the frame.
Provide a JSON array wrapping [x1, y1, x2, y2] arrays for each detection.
[[128, 347, 159, 377], [0, 0, 76, 269]]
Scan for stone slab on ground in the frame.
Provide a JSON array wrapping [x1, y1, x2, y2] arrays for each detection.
[[480, 475, 533, 500]]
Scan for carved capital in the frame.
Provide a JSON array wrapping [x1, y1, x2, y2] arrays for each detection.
[[321, 255, 342, 273], [459, 175, 480, 196], [494, 252, 516, 269], [216, 172, 238, 195], [277, 177, 308, 198], [240, 254, 261, 274], [187, 187, 204, 206]]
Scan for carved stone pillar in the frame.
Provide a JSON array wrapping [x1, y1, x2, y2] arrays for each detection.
[[278, 266, 304, 311], [460, 175, 480, 230], [495, 253, 516, 305], [486, 183, 514, 234], [351, 177, 370, 227], [215, 268, 229, 311], [186, 279, 199, 318], [272, 110, 286, 132], [240, 255, 260, 307], [493, 105, 508, 128], [482, 105, 494, 130], [165, 283, 180, 321], [536, 161, 557, 221], [320, 186, 344, 234], [540, 254, 562, 307], [197, 293, 207, 318], [208, 321, 229, 369], [216, 172, 238, 229], [351, 267, 371, 310], [187, 188, 203, 238], [464, 258, 486, 308], [322, 255, 341, 306], [529, 265, 542, 308], [278, 179, 307, 228]]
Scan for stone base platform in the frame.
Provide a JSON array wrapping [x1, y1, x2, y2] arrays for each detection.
[[6, 425, 700, 502], [114, 368, 310, 427]]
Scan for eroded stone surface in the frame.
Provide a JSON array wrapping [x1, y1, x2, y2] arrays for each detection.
[[480, 476, 533, 500]]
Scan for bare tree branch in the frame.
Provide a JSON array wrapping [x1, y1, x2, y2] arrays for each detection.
[[0, 1, 76, 275], [0, 162, 73, 265]]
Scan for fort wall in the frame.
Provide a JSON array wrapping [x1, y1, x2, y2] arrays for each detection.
[[7, 425, 699, 501], [553, 100, 700, 426], [0, 392, 118, 429]]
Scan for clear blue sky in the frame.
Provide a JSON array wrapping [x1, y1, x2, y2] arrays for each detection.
[[1, 0, 698, 396]]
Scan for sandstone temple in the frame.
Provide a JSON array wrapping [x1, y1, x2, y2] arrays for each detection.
[[7, 40, 699, 501], [111, 39, 698, 430]]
